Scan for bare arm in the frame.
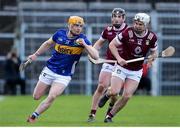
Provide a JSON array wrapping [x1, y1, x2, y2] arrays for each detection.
[[149, 50, 158, 58], [109, 38, 127, 66], [77, 39, 99, 60], [93, 38, 105, 50], [87, 38, 104, 60], [88, 39, 104, 60], [28, 37, 56, 61], [84, 45, 99, 60], [147, 49, 158, 65]]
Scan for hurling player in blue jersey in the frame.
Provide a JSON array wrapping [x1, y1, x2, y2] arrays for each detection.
[[26, 16, 99, 123]]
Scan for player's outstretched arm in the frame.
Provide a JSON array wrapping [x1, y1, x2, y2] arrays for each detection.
[[85, 45, 99, 60], [109, 38, 127, 66], [28, 37, 55, 61], [93, 38, 105, 50]]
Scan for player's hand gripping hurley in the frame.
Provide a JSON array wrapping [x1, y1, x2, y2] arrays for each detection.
[[89, 46, 175, 64], [19, 59, 32, 72]]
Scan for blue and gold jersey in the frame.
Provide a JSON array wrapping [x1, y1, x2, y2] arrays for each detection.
[[46, 29, 91, 76]]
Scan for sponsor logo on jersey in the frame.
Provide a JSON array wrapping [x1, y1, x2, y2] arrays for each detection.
[[133, 54, 143, 57], [134, 46, 142, 54], [55, 44, 83, 55], [137, 39, 143, 45]]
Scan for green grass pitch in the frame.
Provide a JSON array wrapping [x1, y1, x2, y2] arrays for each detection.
[[0, 95, 180, 126]]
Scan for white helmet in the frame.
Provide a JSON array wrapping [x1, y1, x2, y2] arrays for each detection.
[[134, 13, 150, 26]]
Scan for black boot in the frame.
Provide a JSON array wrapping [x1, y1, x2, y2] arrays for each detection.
[[104, 116, 113, 123]]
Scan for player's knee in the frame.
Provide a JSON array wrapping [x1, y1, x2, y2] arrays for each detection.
[[33, 94, 41, 100], [108, 87, 118, 96], [99, 79, 109, 87], [47, 94, 57, 102]]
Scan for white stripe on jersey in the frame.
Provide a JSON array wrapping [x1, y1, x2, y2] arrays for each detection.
[[150, 45, 158, 51], [115, 34, 122, 45]]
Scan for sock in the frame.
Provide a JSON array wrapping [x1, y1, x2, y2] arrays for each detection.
[[109, 102, 114, 108], [106, 112, 114, 118], [31, 112, 39, 119], [90, 109, 96, 116], [106, 103, 113, 114]]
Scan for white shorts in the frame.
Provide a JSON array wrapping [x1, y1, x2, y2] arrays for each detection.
[[100, 63, 115, 73], [112, 65, 143, 82], [39, 67, 71, 86]]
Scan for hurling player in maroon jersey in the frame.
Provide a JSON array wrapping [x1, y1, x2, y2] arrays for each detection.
[[99, 13, 158, 123], [87, 8, 128, 122]]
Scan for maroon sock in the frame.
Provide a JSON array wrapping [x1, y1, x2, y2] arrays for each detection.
[[107, 112, 114, 118], [91, 109, 96, 115]]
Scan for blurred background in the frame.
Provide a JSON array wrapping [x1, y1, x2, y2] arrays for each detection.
[[0, 0, 179, 96]]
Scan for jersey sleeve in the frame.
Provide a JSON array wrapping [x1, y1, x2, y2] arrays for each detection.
[[101, 28, 107, 40], [52, 30, 60, 42], [83, 36, 92, 45], [150, 34, 158, 51], [115, 29, 128, 45]]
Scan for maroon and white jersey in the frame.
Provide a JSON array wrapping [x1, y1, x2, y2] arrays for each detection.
[[115, 27, 157, 71], [100, 23, 128, 60]]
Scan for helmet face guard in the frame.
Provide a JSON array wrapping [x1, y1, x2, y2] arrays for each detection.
[[134, 13, 150, 26]]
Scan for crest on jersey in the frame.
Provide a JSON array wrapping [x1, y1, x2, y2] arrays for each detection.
[[146, 40, 150, 45]]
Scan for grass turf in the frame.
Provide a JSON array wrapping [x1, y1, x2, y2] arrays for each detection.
[[0, 95, 180, 126]]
